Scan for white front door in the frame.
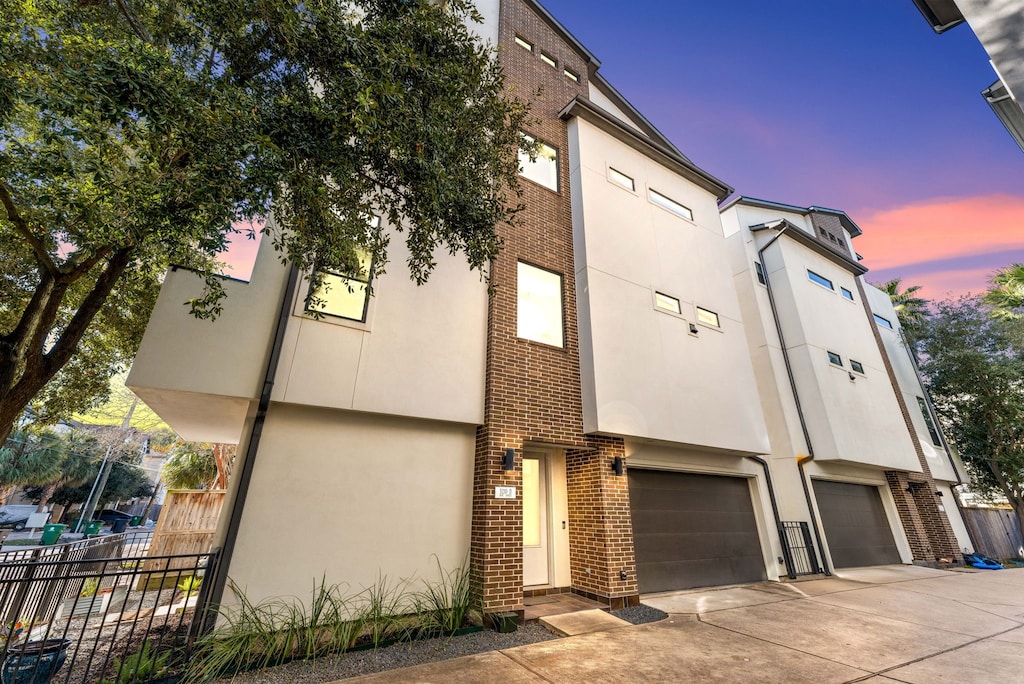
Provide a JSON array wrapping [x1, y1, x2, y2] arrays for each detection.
[[522, 453, 550, 586]]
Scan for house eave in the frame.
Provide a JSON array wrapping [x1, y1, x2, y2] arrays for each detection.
[[751, 219, 869, 275]]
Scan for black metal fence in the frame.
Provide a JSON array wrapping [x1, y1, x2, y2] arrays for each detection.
[[0, 549, 217, 683], [0, 531, 154, 566], [782, 521, 820, 575]]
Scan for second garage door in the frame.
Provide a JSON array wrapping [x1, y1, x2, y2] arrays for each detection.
[[628, 469, 766, 593], [814, 480, 901, 568]]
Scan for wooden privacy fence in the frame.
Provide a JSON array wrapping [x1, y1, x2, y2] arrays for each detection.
[[961, 507, 1024, 560], [143, 490, 225, 584]]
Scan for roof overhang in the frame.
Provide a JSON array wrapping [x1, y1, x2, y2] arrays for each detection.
[[983, 78, 1024, 154], [912, 0, 966, 33], [721, 196, 863, 237], [559, 97, 734, 201], [751, 219, 868, 275]]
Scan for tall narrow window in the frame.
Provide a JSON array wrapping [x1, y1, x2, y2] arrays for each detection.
[[917, 397, 942, 446], [518, 262, 564, 347], [518, 134, 558, 192], [807, 270, 834, 290], [754, 261, 766, 285]]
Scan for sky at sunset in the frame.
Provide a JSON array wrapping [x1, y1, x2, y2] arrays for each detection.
[[222, 0, 1024, 300]]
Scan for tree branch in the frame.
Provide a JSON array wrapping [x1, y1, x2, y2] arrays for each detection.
[[60, 246, 115, 284], [113, 0, 153, 43], [0, 182, 59, 277]]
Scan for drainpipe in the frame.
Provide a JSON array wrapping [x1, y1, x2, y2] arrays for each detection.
[[757, 226, 831, 575], [747, 455, 797, 579], [207, 265, 300, 617]]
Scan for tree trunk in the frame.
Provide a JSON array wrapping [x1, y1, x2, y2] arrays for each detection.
[[35, 481, 57, 513]]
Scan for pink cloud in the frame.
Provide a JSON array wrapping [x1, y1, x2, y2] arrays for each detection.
[[856, 194, 1024, 272]]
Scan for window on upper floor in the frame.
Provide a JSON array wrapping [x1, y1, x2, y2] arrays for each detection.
[[827, 351, 843, 367], [306, 248, 374, 322], [917, 396, 943, 446], [807, 270, 834, 291], [841, 287, 854, 301], [563, 67, 579, 82], [850, 359, 865, 374], [696, 306, 720, 328], [873, 313, 894, 329], [518, 261, 564, 347], [654, 291, 681, 315], [648, 189, 693, 221], [518, 134, 559, 192], [515, 35, 533, 51], [540, 51, 557, 68], [609, 167, 635, 191], [754, 261, 766, 286]]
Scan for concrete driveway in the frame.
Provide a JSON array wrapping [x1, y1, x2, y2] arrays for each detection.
[[342, 565, 1024, 683]]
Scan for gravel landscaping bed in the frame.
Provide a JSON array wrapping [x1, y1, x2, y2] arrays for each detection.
[[215, 623, 558, 683], [611, 604, 668, 625]]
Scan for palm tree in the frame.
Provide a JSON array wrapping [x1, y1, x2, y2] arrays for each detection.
[[875, 278, 929, 340], [33, 431, 103, 513], [983, 263, 1024, 319], [0, 429, 67, 504], [161, 442, 219, 490]]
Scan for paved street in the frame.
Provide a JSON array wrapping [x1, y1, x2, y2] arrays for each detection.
[[343, 565, 1024, 683]]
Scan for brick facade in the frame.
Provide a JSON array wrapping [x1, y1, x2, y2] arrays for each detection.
[[855, 279, 962, 564], [469, 0, 638, 619]]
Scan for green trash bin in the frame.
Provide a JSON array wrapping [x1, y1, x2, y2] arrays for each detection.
[[129, 516, 143, 527], [40, 524, 67, 546], [84, 520, 104, 536]]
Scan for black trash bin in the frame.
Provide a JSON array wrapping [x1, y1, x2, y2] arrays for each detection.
[[110, 519, 129, 534]]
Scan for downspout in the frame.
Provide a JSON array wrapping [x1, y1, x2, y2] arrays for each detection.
[[747, 455, 797, 579], [207, 265, 300, 616], [757, 226, 831, 575]]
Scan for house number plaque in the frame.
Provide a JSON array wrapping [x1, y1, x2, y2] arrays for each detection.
[[494, 486, 516, 499]]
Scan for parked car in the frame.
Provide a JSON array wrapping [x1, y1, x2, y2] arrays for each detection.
[[0, 505, 40, 531], [95, 509, 133, 523]]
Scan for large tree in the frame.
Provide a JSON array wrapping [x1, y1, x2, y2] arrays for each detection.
[[874, 277, 929, 344], [916, 296, 1024, 536], [0, 0, 530, 444], [0, 427, 66, 503]]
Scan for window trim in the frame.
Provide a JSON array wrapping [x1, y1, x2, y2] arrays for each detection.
[[850, 359, 865, 374], [517, 260, 565, 348], [540, 51, 557, 68], [563, 67, 579, 82], [827, 351, 843, 367], [648, 188, 693, 221], [873, 313, 894, 329], [695, 306, 720, 328], [654, 291, 682, 315], [807, 269, 834, 291], [840, 287, 854, 301]]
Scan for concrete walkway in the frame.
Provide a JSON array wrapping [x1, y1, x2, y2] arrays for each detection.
[[341, 566, 1024, 683]]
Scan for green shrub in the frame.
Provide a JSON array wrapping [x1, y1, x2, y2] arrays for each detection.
[[102, 640, 169, 684]]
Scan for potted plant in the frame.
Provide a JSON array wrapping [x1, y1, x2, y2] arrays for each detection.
[[2, 638, 72, 684]]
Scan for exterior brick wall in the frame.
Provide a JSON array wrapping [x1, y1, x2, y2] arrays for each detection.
[[469, 0, 638, 619], [855, 279, 961, 563]]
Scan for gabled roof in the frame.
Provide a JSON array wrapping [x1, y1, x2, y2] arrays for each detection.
[[750, 219, 868, 275], [720, 196, 863, 237]]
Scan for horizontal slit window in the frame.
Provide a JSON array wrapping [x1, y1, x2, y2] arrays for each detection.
[[563, 67, 579, 82], [850, 360, 865, 374], [841, 287, 854, 301], [807, 270, 834, 290], [696, 306, 719, 327], [515, 35, 533, 51], [609, 168, 635, 191], [540, 52, 557, 68], [827, 351, 843, 367], [873, 313, 893, 329], [654, 292, 681, 314], [648, 189, 693, 221]]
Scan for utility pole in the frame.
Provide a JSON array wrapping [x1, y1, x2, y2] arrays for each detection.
[[73, 398, 138, 533]]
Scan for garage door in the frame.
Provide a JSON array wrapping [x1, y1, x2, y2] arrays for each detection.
[[814, 480, 901, 568], [628, 470, 766, 593]]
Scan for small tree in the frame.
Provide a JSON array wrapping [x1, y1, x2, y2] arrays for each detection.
[[917, 296, 1024, 537]]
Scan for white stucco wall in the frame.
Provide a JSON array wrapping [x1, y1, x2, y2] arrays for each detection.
[[569, 118, 769, 455], [220, 404, 475, 607], [936, 483, 975, 553], [587, 82, 645, 133]]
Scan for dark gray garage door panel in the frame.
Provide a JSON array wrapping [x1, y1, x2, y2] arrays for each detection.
[[628, 470, 766, 593], [814, 480, 901, 568]]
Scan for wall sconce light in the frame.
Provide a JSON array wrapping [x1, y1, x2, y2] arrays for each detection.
[[935, 490, 943, 497], [612, 456, 624, 476], [905, 481, 925, 493], [689, 323, 699, 334], [503, 448, 515, 471], [848, 372, 856, 381]]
